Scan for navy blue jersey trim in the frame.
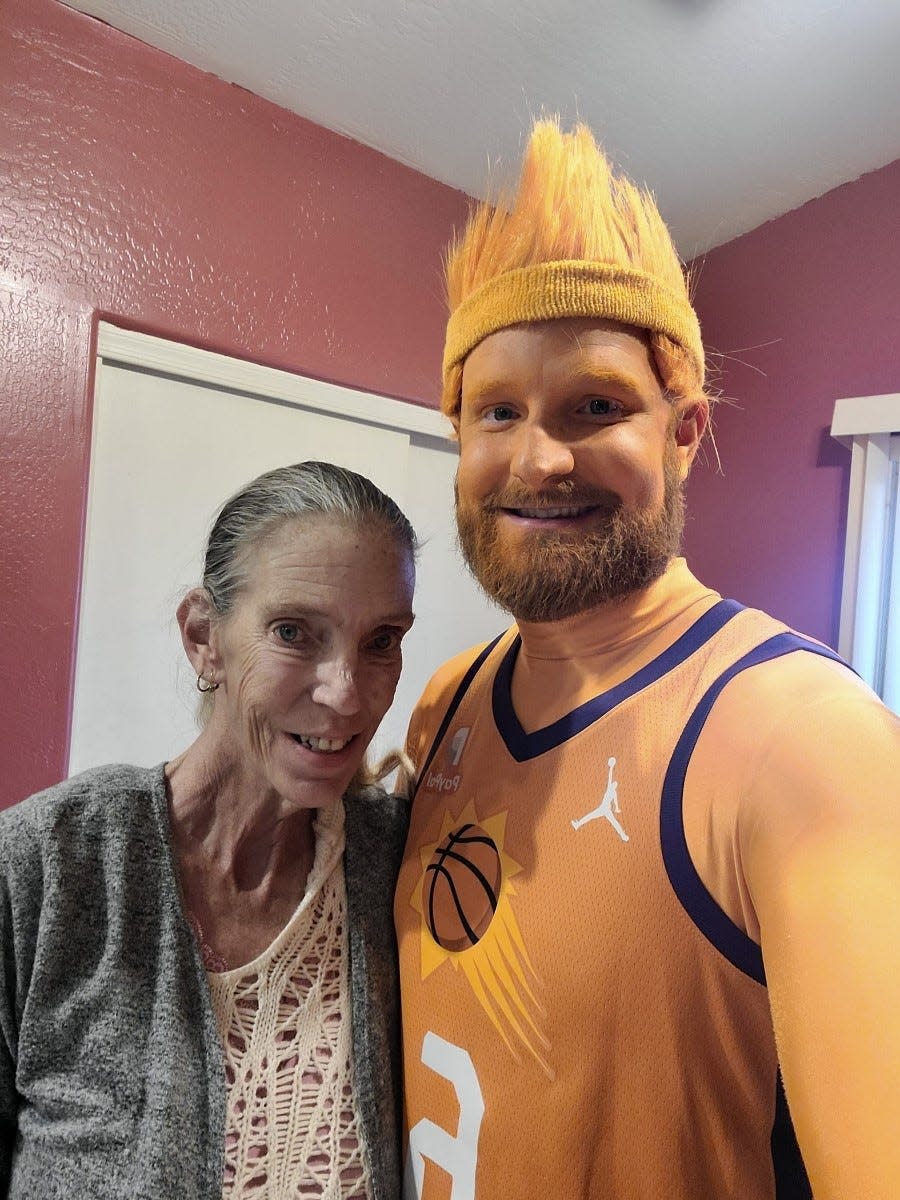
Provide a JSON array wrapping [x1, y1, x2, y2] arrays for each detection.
[[660, 632, 846, 985], [411, 634, 505, 802], [771, 1069, 812, 1197], [493, 599, 746, 763]]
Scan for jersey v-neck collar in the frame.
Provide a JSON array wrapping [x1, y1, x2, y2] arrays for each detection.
[[492, 599, 745, 762]]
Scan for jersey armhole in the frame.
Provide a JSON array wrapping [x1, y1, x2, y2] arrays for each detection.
[[660, 633, 846, 985]]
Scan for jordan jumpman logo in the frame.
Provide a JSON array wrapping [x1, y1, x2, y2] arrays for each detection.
[[571, 757, 629, 842]]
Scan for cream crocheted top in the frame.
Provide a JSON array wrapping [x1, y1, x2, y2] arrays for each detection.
[[199, 800, 372, 1199]]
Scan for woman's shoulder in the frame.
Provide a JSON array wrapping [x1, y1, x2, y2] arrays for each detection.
[[345, 784, 408, 831], [344, 785, 409, 865], [0, 763, 166, 853]]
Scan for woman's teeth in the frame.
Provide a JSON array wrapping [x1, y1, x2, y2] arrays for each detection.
[[291, 733, 352, 753]]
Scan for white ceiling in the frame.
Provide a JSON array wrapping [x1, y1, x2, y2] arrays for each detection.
[[66, 0, 900, 255]]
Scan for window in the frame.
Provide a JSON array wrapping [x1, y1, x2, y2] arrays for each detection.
[[831, 393, 900, 712]]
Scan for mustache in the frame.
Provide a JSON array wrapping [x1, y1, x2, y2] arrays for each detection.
[[474, 481, 623, 513]]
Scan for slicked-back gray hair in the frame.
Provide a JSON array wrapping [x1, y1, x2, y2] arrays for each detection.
[[194, 462, 417, 789], [202, 460, 417, 616]]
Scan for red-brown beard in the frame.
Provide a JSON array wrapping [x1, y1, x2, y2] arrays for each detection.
[[456, 447, 685, 622]]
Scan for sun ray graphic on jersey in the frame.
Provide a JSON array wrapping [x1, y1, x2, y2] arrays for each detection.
[[410, 799, 553, 1077]]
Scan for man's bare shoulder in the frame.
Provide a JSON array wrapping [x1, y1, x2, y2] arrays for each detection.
[[692, 644, 899, 872], [702, 644, 900, 863], [706, 644, 893, 761]]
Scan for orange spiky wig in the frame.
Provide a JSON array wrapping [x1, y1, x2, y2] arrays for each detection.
[[442, 119, 706, 419]]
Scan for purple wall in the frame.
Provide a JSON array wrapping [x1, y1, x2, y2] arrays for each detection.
[[684, 157, 900, 646]]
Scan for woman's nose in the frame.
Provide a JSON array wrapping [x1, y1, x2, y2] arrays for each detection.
[[312, 658, 362, 716], [511, 422, 575, 489]]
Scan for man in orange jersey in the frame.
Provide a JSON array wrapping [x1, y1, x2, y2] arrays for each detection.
[[395, 120, 900, 1200]]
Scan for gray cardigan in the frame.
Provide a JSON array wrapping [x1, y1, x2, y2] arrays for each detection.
[[0, 763, 407, 1199]]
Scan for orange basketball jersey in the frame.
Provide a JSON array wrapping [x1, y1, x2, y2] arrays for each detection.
[[396, 598, 845, 1200]]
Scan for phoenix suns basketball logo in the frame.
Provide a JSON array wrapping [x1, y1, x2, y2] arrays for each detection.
[[410, 799, 552, 1075], [425, 823, 500, 951]]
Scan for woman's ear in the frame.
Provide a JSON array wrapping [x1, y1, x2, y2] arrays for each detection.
[[177, 589, 221, 684]]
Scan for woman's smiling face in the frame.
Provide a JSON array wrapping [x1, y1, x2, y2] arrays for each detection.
[[206, 515, 415, 809]]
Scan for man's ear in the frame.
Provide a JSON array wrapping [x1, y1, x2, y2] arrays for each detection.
[[673, 397, 710, 478], [177, 588, 221, 684]]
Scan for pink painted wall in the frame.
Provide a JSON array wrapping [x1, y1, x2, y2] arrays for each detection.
[[1, 0, 469, 805], [684, 156, 900, 647], [5, 0, 897, 806]]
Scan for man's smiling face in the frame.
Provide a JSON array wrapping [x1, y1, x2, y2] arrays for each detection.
[[454, 318, 706, 622]]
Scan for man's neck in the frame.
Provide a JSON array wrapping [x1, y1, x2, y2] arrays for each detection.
[[508, 559, 719, 732], [514, 558, 708, 661]]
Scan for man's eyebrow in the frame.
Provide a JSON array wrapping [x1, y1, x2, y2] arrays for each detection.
[[462, 378, 517, 405], [463, 368, 649, 405], [564, 368, 647, 400]]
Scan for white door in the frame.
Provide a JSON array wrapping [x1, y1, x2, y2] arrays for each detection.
[[69, 325, 503, 776]]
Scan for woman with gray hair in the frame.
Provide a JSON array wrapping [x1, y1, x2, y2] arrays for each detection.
[[0, 461, 417, 1200]]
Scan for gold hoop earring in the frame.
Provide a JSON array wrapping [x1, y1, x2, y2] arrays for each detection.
[[196, 674, 219, 693]]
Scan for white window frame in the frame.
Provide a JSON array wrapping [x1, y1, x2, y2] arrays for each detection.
[[831, 392, 900, 710]]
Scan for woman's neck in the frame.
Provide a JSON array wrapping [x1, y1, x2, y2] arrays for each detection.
[[165, 730, 315, 894], [166, 733, 321, 969]]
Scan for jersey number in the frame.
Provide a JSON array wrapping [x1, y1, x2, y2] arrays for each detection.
[[404, 1032, 484, 1199]]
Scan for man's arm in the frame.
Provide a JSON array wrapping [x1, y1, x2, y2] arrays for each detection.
[[739, 670, 900, 1198]]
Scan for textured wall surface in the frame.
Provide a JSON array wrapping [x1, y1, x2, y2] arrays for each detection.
[[684, 155, 900, 646], [64, 0, 900, 255], [6, 0, 898, 806], [1, 0, 468, 805]]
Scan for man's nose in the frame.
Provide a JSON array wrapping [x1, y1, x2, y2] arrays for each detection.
[[312, 657, 362, 717], [511, 422, 575, 489]]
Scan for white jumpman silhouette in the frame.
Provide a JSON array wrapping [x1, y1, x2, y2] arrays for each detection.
[[571, 757, 629, 842]]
